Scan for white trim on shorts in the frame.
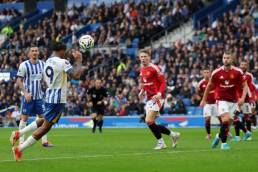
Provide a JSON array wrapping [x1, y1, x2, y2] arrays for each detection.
[[145, 99, 164, 112]]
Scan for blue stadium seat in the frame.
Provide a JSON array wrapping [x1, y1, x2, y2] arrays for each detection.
[[125, 48, 137, 57], [186, 106, 196, 115], [182, 98, 191, 106], [132, 38, 140, 48], [195, 107, 203, 115]]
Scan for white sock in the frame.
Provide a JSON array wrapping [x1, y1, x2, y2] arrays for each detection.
[[158, 138, 164, 144], [170, 130, 176, 137], [18, 135, 37, 152], [19, 120, 27, 143], [41, 134, 48, 144], [221, 143, 227, 146], [19, 121, 37, 136]]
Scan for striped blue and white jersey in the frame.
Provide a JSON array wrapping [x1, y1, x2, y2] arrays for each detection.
[[17, 60, 45, 100], [43, 56, 73, 104]]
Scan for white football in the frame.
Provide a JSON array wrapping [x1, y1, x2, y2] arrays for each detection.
[[78, 35, 94, 50]]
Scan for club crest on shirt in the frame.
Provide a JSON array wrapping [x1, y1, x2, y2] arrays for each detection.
[[219, 76, 224, 79], [224, 80, 229, 85], [146, 71, 151, 76], [230, 74, 234, 79]]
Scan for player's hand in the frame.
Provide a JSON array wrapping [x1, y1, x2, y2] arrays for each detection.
[[24, 92, 31, 102], [200, 99, 206, 107], [72, 50, 82, 63], [237, 98, 244, 106], [152, 93, 162, 102], [138, 89, 145, 101]]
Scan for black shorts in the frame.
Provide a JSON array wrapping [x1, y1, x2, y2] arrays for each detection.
[[92, 106, 105, 116]]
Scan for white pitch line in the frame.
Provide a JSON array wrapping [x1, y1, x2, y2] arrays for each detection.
[[0, 149, 217, 163]]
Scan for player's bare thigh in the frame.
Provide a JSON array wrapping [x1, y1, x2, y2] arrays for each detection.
[[145, 110, 159, 123]]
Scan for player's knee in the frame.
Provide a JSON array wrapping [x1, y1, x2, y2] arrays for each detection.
[[146, 120, 155, 126], [205, 118, 210, 125], [20, 117, 28, 123]]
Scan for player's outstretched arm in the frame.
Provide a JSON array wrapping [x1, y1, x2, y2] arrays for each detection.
[[238, 81, 248, 106], [17, 77, 31, 102], [67, 50, 83, 80], [200, 81, 213, 107]]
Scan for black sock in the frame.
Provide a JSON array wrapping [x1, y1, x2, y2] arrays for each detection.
[[234, 120, 240, 136], [234, 116, 247, 134], [245, 116, 251, 131], [157, 125, 171, 135], [205, 119, 211, 134], [148, 122, 162, 139], [98, 120, 103, 133], [219, 122, 229, 143], [251, 115, 257, 126], [92, 118, 97, 133]]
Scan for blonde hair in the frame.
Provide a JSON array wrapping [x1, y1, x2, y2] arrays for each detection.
[[138, 47, 151, 56]]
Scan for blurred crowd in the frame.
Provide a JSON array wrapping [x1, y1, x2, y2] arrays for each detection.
[[0, 0, 22, 3], [0, 8, 21, 23], [0, 0, 257, 121]]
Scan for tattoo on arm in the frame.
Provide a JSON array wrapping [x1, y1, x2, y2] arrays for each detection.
[[68, 61, 82, 79]]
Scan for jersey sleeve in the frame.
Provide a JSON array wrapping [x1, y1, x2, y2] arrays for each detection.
[[63, 60, 73, 73], [17, 62, 26, 78], [210, 71, 218, 86], [153, 66, 166, 94], [197, 81, 204, 95]]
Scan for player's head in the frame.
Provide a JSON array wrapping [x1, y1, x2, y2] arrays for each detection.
[[27, 45, 39, 61], [240, 59, 248, 72], [95, 79, 102, 89], [139, 49, 151, 66], [222, 50, 233, 67], [202, 67, 211, 80], [51, 41, 67, 58]]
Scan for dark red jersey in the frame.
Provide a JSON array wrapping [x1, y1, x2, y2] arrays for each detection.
[[140, 64, 166, 100], [211, 66, 244, 102]]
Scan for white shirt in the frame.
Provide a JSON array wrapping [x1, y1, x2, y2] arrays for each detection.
[[44, 56, 73, 104], [17, 60, 45, 100]]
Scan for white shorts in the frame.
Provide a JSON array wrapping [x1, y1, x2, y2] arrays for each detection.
[[241, 103, 252, 114], [217, 101, 238, 119], [145, 99, 164, 112], [203, 104, 218, 117]]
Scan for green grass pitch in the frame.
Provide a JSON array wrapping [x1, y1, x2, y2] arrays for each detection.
[[0, 128, 257, 172]]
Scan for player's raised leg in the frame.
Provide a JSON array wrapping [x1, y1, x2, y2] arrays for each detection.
[[10, 117, 44, 146], [11, 42, 83, 161]]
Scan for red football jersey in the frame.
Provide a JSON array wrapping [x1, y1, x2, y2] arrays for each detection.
[[140, 64, 166, 100], [211, 66, 244, 102], [198, 79, 216, 104]]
